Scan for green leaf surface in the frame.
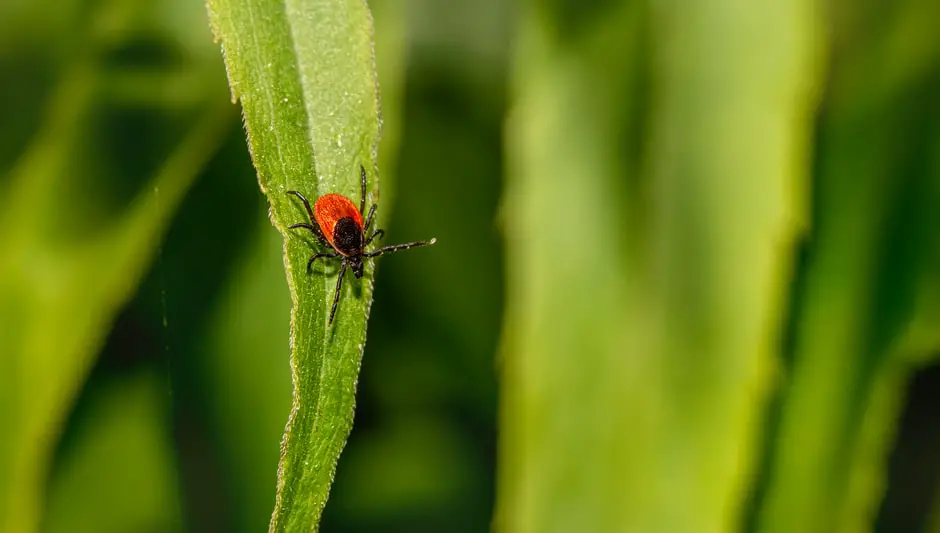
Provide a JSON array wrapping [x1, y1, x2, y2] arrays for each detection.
[[496, 1, 820, 532], [0, 0, 231, 526], [204, 0, 383, 529]]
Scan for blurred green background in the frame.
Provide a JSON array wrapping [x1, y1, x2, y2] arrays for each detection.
[[1, 0, 940, 532]]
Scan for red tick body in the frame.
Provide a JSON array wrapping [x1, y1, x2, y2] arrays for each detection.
[[313, 193, 363, 252], [287, 165, 436, 325]]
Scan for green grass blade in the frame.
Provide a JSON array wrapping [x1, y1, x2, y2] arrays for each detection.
[[497, 1, 820, 532], [754, 109, 938, 533], [0, 44, 230, 533], [929, 479, 940, 533], [200, 215, 293, 532], [42, 371, 184, 533], [0, 1, 231, 524], [754, 1, 940, 530], [897, 133, 940, 368], [204, 0, 383, 529], [369, 0, 406, 217]]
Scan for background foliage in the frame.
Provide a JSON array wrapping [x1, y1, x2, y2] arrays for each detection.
[[1, 0, 939, 532]]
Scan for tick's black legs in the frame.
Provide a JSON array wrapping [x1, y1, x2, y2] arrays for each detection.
[[287, 190, 314, 220], [288, 223, 316, 231], [306, 251, 339, 272], [329, 261, 348, 325], [289, 182, 435, 327], [367, 239, 436, 258], [366, 229, 385, 245], [288, 191, 331, 248], [359, 165, 367, 216], [288, 222, 330, 248], [363, 203, 377, 233]]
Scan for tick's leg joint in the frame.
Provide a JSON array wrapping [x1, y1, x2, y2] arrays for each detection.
[[366, 228, 385, 245], [364, 203, 378, 233], [359, 165, 367, 216], [367, 239, 436, 258], [329, 261, 348, 325], [289, 223, 330, 248], [307, 251, 339, 272], [287, 190, 315, 222]]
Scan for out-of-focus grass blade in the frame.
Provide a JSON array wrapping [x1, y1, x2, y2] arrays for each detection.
[[42, 371, 184, 533], [496, 1, 820, 532], [755, 0, 940, 531], [930, 481, 940, 533], [0, 106, 231, 532], [204, 0, 383, 529], [639, 4, 820, 531], [369, 0, 406, 218], [755, 102, 940, 533], [0, 16, 230, 533], [199, 215, 293, 532]]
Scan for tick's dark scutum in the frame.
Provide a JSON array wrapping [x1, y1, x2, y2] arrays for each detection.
[[332, 217, 363, 255]]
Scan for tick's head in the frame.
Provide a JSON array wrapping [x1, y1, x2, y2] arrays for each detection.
[[332, 217, 364, 256], [350, 256, 365, 279]]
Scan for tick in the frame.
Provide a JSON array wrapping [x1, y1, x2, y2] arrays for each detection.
[[287, 165, 436, 325]]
